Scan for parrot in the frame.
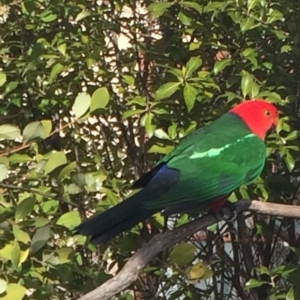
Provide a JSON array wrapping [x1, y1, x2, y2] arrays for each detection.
[[75, 99, 279, 244]]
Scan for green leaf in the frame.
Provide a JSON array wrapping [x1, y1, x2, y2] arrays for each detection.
[[0, 278, 7, 294], [241, 70, 253, 98], [169, 243, 197, 266], [250, 81, 259, 98], [30, 225, 51, 253], [0, 124, 20, 140], [287, 287, 295, 300], [185, 57, 202, 78], [41, 120, 52, 138], [41, 12, 57, 22], [13, 225, 31, 244], [0, 72, 7, 87], [48, 63, 64, 83], [11, 240, 21, 269], [183, 84, 198, 112], [244, 278, 270, 290], [0, 283, 26, 300], [207, 223, 218, 232], [168, 123, 178, 139], [144, 113, 156, 138], [3, 81, 18, 96], [0, 164, 7, 182], [90, 87, 110, 112], [122, 109, 145, 120], [126, 96, 146, 106], [189, 41, 202, 51], [182, 2, 203, 13], [56, 248, 73, 264], [33, 217, 51, 227], [56, 211, 81, 229], [284, 152, 295, 172], [247, 0, 260, 12], [148, 2, 172, 18], [72, 92, 91, 119], [123, 75, 135, 85], [9, 154, 32, 163], [154, 129, 170, 140], [0, 157, 8, 167], [148, 145, 174, 154], [281, 45, 292, 53], [205, 1, 228, 12], [155, 82, 181, 100], [75, 10, 91, 22], [242, 47, 255, 58], [58, 161, 77, 179], [58, 43, 67, 56], [256, 266, 270, 275], [178, 11, 191, 25], [214, 59, 232, 75], [44, 151, 67, 174], [23, 121, 45, 143], [285, 131, 300, 141], [15, 197, 35, 221], [240, 17, 256, 32]]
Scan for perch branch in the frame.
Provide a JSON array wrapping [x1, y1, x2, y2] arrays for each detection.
[[78, 200, 300, 300]]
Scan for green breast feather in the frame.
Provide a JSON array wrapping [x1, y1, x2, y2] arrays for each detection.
[[143, 113, 266, 210]]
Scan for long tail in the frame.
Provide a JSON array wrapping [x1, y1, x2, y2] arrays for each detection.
[[74, 191, 155, 244]]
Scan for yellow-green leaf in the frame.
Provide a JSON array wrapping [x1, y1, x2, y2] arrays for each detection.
[[90, 87, 110, 112], [11, 240, 21, 269], [0, 283, 26, 300], [0, 164, 7, 182], [56, 211, 81, 229], [148, 2, 172, 18], [23, 121, 45, 143], [155, 82, 181, 100], [0, 72, 7, 87], [185, 261, 214, 284], [122, 109, 144, 120], [49, 63, 64, 83], [13, 225, 31, 244], [75, 10, 91, 22], [72, 92, 91, 119], [0, 125, 20, 140], [185, 57, 202, 78], [56, 248, 73, 264], [241, 70, 253, 98], [44, 151, 67, 174], [0, 278, 7, 294], [183, 84, 198, 112], [41, 120, 52, 138]]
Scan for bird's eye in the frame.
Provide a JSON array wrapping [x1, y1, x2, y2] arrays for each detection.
[[265, 110, 271, 117]]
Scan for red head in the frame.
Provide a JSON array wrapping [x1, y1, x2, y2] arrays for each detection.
[[230, 99, 279, 140]]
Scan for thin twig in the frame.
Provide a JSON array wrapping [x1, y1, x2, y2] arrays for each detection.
[[0, 183, 78, 207]]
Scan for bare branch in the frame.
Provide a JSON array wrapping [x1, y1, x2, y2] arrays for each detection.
[[77, 200, 300, 300]]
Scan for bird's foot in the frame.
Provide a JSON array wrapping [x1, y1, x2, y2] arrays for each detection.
[[220, 201, 237, 222], [209, 201, 237, 222]]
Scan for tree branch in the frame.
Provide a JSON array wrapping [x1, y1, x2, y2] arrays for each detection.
[[0, 183, 79, 207], [77, 200, 300, 300]]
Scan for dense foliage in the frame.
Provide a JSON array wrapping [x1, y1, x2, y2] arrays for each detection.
[[0, 0, 300, 299]]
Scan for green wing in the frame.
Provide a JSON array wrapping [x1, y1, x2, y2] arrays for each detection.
[[142, 113, 266, 210]]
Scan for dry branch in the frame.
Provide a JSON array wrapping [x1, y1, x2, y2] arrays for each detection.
[[77, 200, 300, 300]]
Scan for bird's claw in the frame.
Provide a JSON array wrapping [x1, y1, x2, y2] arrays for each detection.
[[220, 201, 237, 222]]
